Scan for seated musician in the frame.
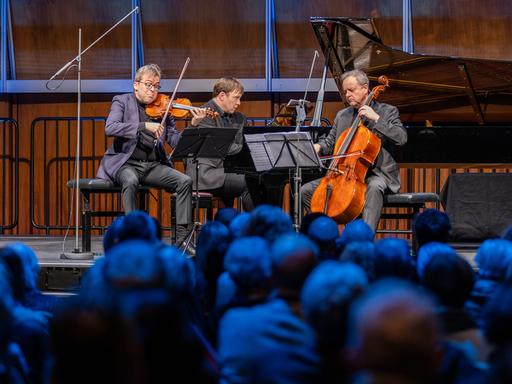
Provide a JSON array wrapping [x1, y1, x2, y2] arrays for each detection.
[[96, 63, 195, 248], [301, 69, 407, 231], [185, 77, 254, 211]]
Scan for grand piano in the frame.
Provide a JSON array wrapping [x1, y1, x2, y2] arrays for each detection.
[[225, 16, 512, 210], [309, 17, 512, 163]]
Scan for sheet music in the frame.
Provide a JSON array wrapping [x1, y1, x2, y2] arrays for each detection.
[[244, 133, 275, 172], [243, 131, 321, 172]]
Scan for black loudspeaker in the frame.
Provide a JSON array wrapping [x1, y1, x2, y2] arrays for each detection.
[[441, 173, 512, 241]]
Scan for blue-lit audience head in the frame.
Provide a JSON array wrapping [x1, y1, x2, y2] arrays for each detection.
[[413, 208, 452, 247], [117, 210, 159, 244], [475, 239, 512, 282], [350, 279, 440, 382], [416, 242, 457, 280], [307, 216, 340, 260], [196, 220, 230, 276], [340, 241, 376, 281], [421, 251, 475, 307], [229, 212, 251, 239], [0, 246, 28, 304], [157, 245, 196, 297], [301, 260, 368, 347], [104, 240, 163, 290], [79, 257, 111, 308], [299, 212, 328, 235], [214, 207, 239, 228], [0, 262, 14, 308], [4, 243, 40, 294], [374, 238, 415, 281], [271, 233, 319, 293], [103, 216, 125, 252], [246, 204, 294, 243], [224, 236, 272, 292], [483, 284, 512, 347], [502, 224, 512, 242], [216, 271, 237, 308], [336, 219, 374, 254]]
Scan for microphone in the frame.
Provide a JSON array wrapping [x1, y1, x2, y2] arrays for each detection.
[[48, 60, 75, 82]]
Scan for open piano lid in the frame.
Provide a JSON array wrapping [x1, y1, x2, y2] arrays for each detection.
[[310, 17, 512, 124]]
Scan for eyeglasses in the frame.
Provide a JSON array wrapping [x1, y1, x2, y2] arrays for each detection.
[[137, 81, 161, 91]]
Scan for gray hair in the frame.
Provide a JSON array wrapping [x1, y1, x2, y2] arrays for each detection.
[[135, 64, 162, 82], [341, 69, 369, 86]]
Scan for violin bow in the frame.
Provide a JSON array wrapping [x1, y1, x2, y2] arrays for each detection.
[[156, 57, 190, 142]]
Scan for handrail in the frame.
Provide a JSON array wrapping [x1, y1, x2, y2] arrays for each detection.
[[0, 117, 18, 232]]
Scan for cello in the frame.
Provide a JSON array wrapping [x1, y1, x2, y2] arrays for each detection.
[[310, 75, 389, 224]]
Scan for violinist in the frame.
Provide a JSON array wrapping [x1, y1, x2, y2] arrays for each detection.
[[301, 69, 407, 231], [96, 63, 197, 250], [185, 77, 254, 211]]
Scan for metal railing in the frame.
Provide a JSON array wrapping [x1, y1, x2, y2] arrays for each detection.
[[0, 117, 18, 232], [29, 116, 332, 233]]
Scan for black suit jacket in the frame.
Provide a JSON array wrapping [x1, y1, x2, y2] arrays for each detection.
[[318, 101, 407, 193], [185, 99, 245, 190]]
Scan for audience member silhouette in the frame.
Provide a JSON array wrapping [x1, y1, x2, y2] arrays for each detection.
[[299, 212, 328, 235], [413, 208, 452, 249], [466, 239, 512, 327], [336, 219, 374, 256], [373, 238, 416, 281], [483, 284, 512, 384], [340, 241, 376, 281], [228, 212, 251, 239], [0, 248, 51, 384], [307, 216, 340, 260], [214, 207, 240, 228], [245, 204, 294, 244], [301, 260, 368, 383], [421, 251, 491, 363], [349, 279, 441, 384], [218, 234, 322, 384]]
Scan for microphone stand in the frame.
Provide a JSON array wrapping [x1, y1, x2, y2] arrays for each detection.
[[291, 50, 319, 230], [46, 7, 139, 260]]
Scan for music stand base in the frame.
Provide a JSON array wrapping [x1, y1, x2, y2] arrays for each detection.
[[180, 221, 202, 257], [60, 249, 94, 260]]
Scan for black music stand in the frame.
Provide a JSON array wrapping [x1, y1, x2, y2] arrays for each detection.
[[244, 131, 321, 227], [172, 127, 239, 254]]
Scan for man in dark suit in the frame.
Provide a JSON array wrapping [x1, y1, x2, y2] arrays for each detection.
[[96, 63, 195, 248], [185, 77, 254, 211], [301, 69, 407, 230]]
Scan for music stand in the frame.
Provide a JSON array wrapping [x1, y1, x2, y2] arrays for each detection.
[[244, 131, 321, 228], [172, 127, 239, 254]]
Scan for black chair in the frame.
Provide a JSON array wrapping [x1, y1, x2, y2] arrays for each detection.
[[67, 178, 150, 252], [378, 192, 440, 245]]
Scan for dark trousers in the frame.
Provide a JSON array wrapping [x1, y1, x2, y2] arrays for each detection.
[[300, 174, 388, 231], [208, 173, 254, 211], [116, 159, 193, 225]]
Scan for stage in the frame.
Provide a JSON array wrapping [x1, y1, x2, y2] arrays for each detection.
[[0, 235, 481, 293]]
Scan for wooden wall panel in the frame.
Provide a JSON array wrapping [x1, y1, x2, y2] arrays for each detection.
[[412, 0, 512, 59], [142, 1, 266, 78], [10, 0, 132, 79], [274, 0, 403, 78]]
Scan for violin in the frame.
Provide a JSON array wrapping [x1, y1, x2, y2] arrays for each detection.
[[145, 94, 219, 120]]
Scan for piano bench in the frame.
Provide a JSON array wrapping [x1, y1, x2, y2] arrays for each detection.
[[67, 178, 150, 253], [170, 192, 222, 243], [377, 192, 440, 243]]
